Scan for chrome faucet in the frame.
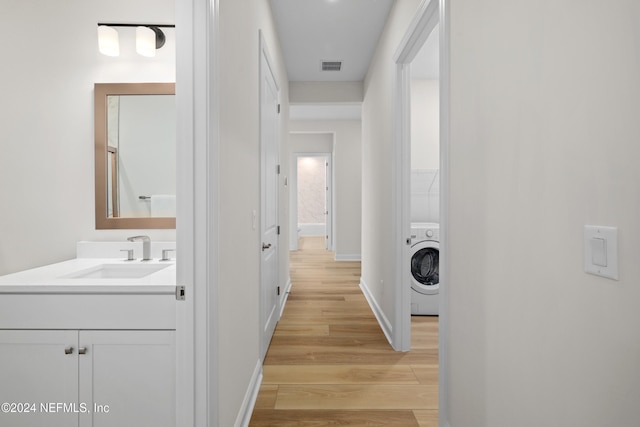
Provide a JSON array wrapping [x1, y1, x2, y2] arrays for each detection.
[[127, 235, 151, 261]]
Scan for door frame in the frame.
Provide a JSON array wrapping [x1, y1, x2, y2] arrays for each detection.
[[175, 0, 219, 426], [290, 152, 334, 251], [392, 0, 450, 426]]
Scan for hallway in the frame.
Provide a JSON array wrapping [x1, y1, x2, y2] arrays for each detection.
[[249, 237, 438, 426]]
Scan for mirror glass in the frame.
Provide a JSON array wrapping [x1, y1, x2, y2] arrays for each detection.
[[95, 83, 176, 229]]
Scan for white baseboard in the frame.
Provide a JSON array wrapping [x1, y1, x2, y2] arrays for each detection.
[[279, 278, 292, 318], [234, 360, 263, 427], [359, 277, 393, 346], [334, 253, 361, 261]]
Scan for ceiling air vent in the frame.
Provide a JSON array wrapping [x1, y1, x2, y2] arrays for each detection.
[[321, 61, 342, 72]]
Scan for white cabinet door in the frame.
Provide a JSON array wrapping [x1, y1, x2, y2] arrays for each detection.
[[0, 330, 79, 427], [78, 330, 175, 427]]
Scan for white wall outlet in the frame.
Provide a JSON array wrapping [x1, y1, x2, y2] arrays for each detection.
[[584, 225, 618, 280]]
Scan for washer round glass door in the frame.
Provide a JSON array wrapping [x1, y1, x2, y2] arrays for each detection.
[[411, 240, 439, 295]]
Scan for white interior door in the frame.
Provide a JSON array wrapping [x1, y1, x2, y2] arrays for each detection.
[[259, 32, 280, 361]]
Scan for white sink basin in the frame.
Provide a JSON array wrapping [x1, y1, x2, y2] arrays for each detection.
[[63, 263, 170, 279]]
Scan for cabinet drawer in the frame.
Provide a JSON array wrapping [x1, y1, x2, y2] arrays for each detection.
[[0, 294, 176, 329]]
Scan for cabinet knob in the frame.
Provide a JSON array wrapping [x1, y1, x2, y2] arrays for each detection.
[[78, 347, 87, 355], [64, 346, 74, 355]]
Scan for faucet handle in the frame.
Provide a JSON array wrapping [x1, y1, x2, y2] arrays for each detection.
[[127, 235, 150, 242], [120, 249, 135, 261], [161, 249, 176, 261]]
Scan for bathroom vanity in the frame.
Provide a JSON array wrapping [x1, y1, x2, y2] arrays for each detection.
[[0, 242, 177, 427]]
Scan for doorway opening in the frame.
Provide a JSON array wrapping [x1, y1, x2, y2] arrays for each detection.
[[289, 132, 335, 252], [392, 0, 440, 351], [392, 0, 449, 422], [290, 152, 333, 251], [296, 155, 330, 244], [409, 23, 440, 317]]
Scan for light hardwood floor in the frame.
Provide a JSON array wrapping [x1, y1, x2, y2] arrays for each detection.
[[249, 237, 439, 426]]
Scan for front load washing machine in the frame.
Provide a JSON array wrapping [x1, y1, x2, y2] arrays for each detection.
[[410, 223, 439, 315]]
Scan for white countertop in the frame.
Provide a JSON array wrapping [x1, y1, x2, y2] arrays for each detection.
[[0, 258, 176, 295]]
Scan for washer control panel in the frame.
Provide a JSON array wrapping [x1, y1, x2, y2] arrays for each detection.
[[410, 223, 439, 242]]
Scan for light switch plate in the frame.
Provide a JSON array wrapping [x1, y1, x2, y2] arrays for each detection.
[[590, 237, 607, 267], [584, 225, 618, 280]]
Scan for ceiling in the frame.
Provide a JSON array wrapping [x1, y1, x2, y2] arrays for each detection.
[[269, 0, 395, 82], [269, 0, 437, 121]]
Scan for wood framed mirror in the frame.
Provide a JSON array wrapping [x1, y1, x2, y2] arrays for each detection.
[[94, 83, 176, 229]]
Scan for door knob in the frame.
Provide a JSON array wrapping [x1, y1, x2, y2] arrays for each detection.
[[262, 243, 272, 251]]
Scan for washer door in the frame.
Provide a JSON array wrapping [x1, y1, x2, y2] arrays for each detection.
[[411, 240, 439, 295]]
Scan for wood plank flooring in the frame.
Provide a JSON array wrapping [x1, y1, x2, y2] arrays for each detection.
[[249, 237, 439, 426]]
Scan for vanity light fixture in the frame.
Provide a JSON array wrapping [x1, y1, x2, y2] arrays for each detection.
[[97, 23, 174, 57]]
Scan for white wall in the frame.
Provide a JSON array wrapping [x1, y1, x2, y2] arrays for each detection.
[[0, 0, 176, 276], [217, 1, 290, 425], [410, 79, 439, 170], [297, 156, 326, 225], [289, 121, 362, 259], [361, 0, 421, 329], [447, 1, 640, 425], [290, 132, 333, 153], [411, 79, 440, 223], [289, 81, 364, 103]]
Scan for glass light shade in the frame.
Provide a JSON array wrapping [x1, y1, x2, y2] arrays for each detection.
[[136, 26, 156, 57], [98, 26, 119, 57]]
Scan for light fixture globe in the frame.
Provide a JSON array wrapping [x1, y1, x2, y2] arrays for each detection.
[[136, 26, 156, 57], [98, 25, 119, 57]]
